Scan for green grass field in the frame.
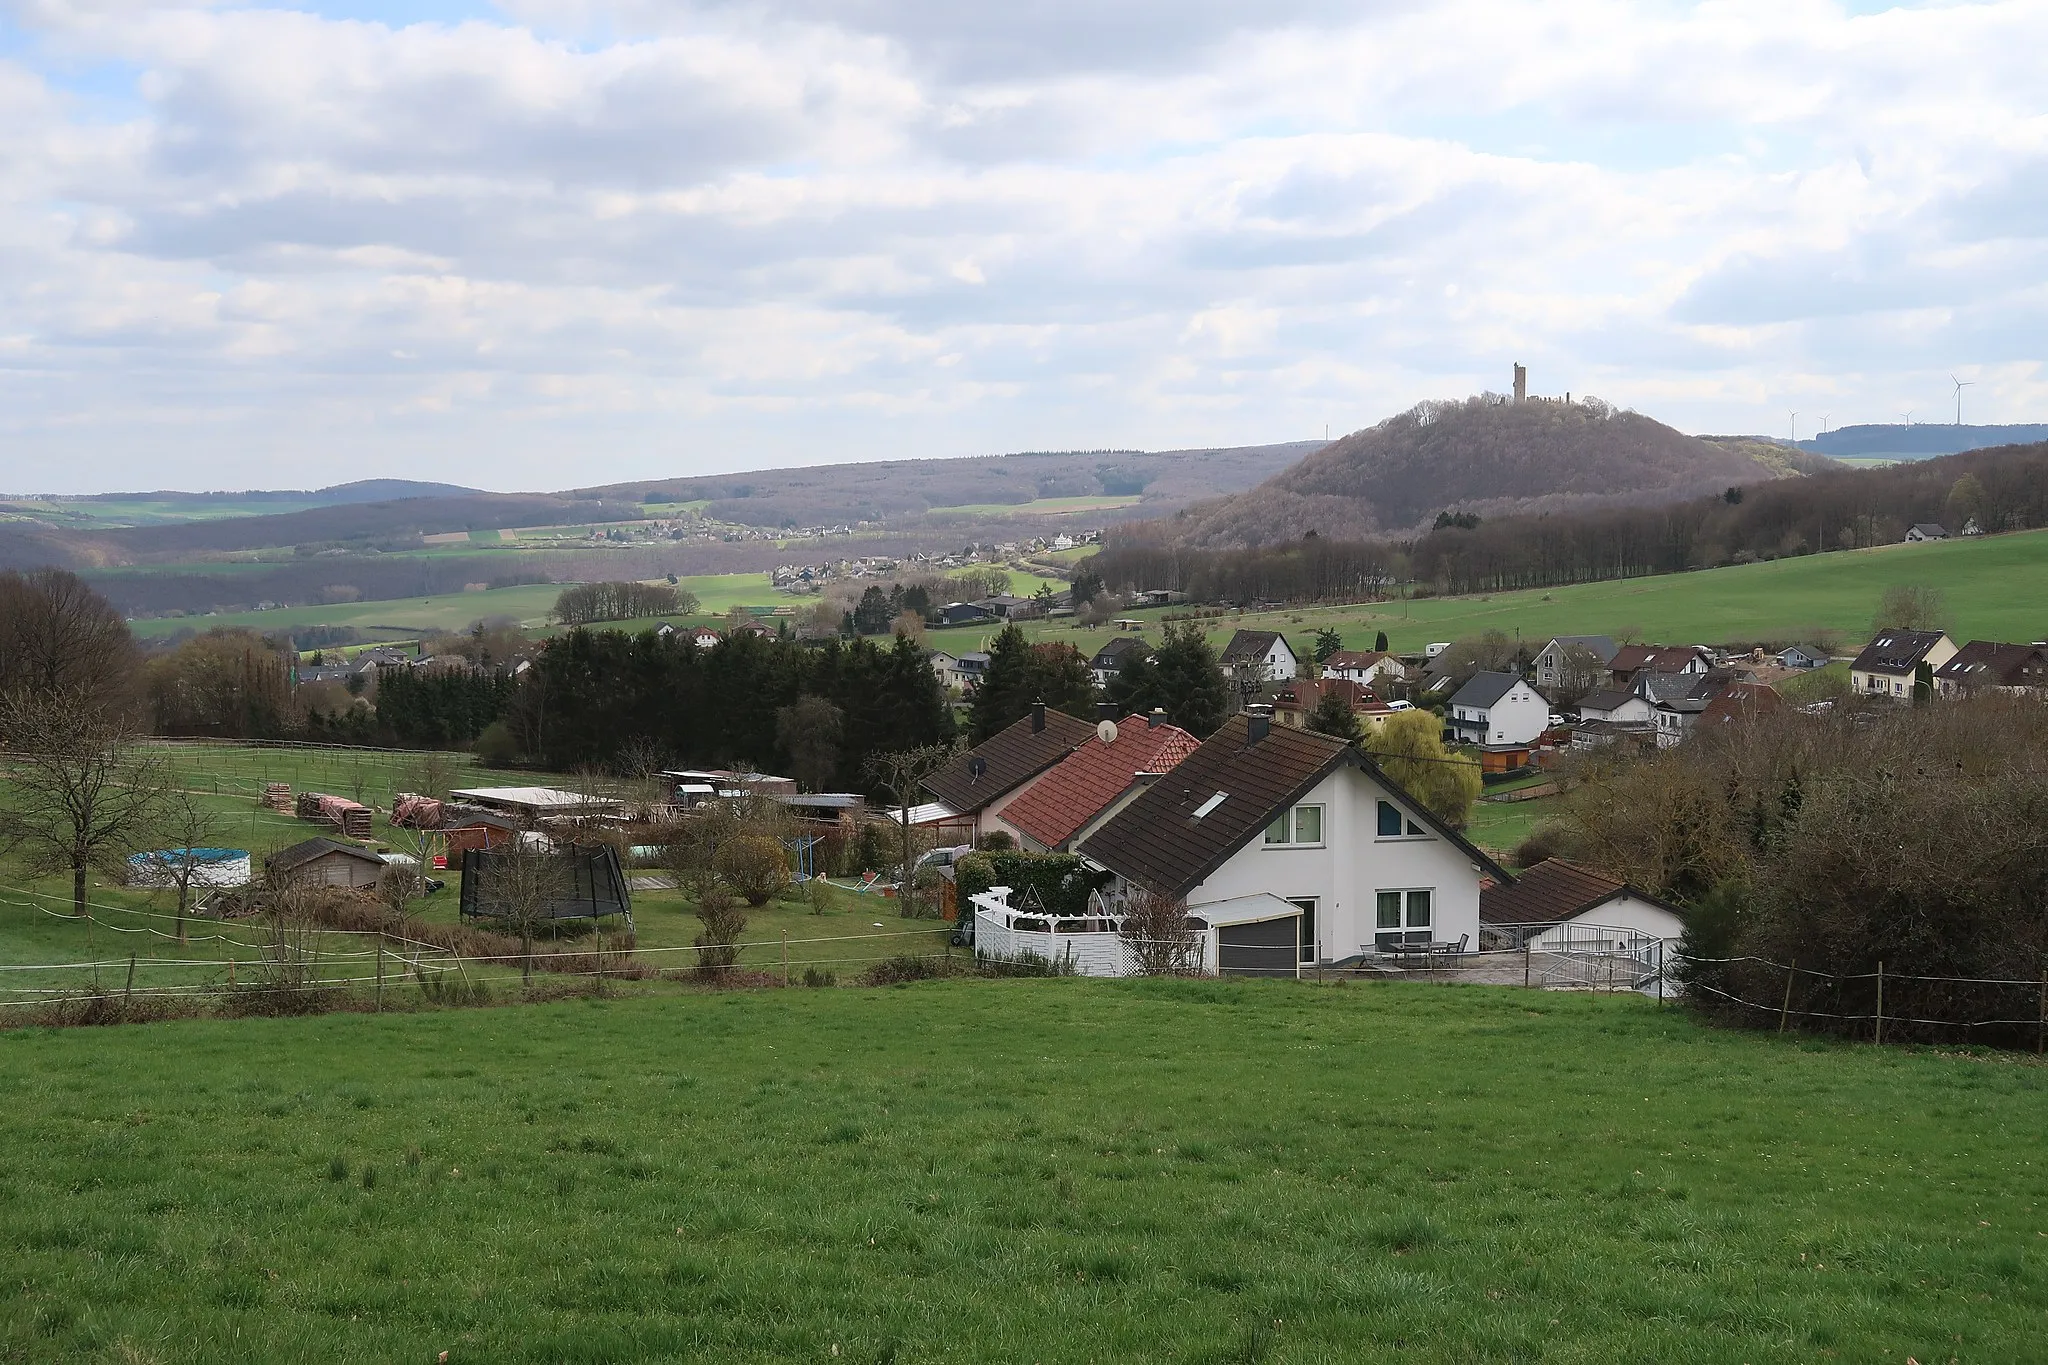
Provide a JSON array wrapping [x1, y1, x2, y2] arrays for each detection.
[[1031, 527, 2048, 660], [127, 574, 783, 641], [3, 980, 2045, 1362]]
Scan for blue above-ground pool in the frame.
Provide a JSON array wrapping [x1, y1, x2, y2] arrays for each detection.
[[126, 847, 253, 888]]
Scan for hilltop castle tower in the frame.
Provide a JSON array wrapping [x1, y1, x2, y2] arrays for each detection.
[[1513, 363, 1527, 404]]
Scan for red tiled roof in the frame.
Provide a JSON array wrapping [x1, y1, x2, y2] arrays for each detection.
[[1001, 714, 1200, 850], [922, 708, 1096, 814]]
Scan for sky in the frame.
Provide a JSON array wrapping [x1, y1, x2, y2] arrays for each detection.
[[1, 0, 2044, 494]]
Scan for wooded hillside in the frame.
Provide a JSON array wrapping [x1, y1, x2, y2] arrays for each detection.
[[1162, 396, 1803, 548]]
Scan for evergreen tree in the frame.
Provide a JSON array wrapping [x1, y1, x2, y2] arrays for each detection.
[[1374, 630, 1390, 653], [1107, 623, 1229, 738], [1069, 568, 1104, 608], [853, 586, 894, 635], [1312, 627, 1343, 663], [1305, 688, 1362, 742], [968, 627, 1094, 742]]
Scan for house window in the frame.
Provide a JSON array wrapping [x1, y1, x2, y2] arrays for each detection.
[[1375, 889, 1435, 947], [1376, 801, 1428, 838], [1265, 805, 1324, 846]]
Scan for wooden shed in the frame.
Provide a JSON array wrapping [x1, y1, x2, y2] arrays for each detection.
[[267, 837, 387, 890]]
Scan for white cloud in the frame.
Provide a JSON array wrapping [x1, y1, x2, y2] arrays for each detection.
[[0, 0, 2043, 491]]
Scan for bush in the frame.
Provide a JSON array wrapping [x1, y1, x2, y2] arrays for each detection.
[[713, 835, 791, 907], [858, 954, 958, 986], [692, 887, 748, 976], [800, 967, 837, 988], [1510, 826, 1568, 869], [975, 831, 1015, 852], [953, 851, 1103, 919], [474, 720, 520, 766]]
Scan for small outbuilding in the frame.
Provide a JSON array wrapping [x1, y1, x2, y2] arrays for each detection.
[[1479, 858, 1685, 951], [267, 837, 388, 890]]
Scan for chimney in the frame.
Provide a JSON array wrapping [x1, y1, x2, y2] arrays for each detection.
[[1246, 704, 1273, 745], [1031, 701, 1045, 733], [1148, 708, 1166, 729], [1096, 701, 1118, 722], [1512, 363, 1527, 404]]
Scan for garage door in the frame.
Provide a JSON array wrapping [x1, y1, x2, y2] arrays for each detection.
[[1217, 915, 1301, 978]]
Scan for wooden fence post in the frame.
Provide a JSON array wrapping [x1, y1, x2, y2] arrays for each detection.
[[122, 954, 137, 1005], [1874, 961, 1884, 1046], [2037, 969, 2045, 1056], [780, 929, 789, 988], [375, 941, 385, 1013], [1779, 960, 1796, 1034]]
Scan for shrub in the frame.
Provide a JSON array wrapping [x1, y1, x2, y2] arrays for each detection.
[[692, 888, 748, 976], [1510, 826, 1568, 869], [858, 954, 958, 986], [953, 851, 1103, 919], [975, 831, 1015, 852], [713, 835, 790, 907], [800, 967, 837, 988]]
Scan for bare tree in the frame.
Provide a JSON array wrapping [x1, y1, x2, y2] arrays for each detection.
[[0, 568, 138, 717], [866, 744, 954, 918], [1873, 583, 1947, 633], [0, 687, 170, 923], [473, 839, 572, 983], [141, 787, 222, 944], [1118, 886, 1203, 976]]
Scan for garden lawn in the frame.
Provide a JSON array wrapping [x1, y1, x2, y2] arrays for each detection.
[[2, 981, 2045, 1363]]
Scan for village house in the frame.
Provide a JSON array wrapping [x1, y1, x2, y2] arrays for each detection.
[[1076, 712, 1509, 970], [1271, 677, 1397, 732], [1219, 629, 1301, 683], [920, 703, 1095, 843], [1605, 644, 1711, 689], [1088, 636, 1150, 687], [1848, 629, 1958, 701], [1532, 635, 1618, 692], [1320, 650, 1407, 689], [1932, 641, 2048, 699], [1776, 643, 1831, 670], [1446, 672, 1549, 747], [1479, 859, 1685, 954], [1904, 523, 1949, 542], [999, 710, 1200, 853]]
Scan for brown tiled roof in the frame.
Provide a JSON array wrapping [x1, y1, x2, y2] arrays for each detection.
[[1001, 715, 1200, 850], [1221, 630, 1285, 665], [268, 837, 382, 872], [1480, 859, 1635, 926], [1698, 681, 1785, 727], [1078, 715, 1509, 899], [1322, 650, 1399, 673], [1933, 640, 2048, 690], [1610, 644, 1704, 676], [922, 708, 1095, 813]]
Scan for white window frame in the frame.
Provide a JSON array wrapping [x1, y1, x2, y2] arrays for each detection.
[[1263, 803, 1326, 848], [1374, 799, 1430, 841]]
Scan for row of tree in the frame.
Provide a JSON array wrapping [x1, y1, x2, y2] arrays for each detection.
[[552, 580, 699, 624], [1087, 441, 2048, 601]]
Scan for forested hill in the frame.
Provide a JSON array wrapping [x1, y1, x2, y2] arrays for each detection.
[[1157, 396, 1813, 549]]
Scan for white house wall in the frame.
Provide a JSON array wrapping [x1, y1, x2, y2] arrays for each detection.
[[1528, 894, 1686, 948], [1183, 766, 1487, 962]]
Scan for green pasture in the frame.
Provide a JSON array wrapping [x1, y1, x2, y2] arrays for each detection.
[[127, 573, 783, 642], [1033, 527, 2048, 659], [4, 977, 2046, 1362]]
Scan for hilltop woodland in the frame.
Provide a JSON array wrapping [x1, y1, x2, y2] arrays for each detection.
[[1092, 440, 2048, 602]]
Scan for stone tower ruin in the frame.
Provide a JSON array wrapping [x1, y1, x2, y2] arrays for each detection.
[[1513, 363, 1527, 404]]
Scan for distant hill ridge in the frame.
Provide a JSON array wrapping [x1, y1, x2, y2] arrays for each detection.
[[1799, 423, 2048, 460], [1154, 394, 1818, 549]]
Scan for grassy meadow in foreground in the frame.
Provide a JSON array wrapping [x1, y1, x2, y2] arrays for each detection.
[[2, 981, 2044, 1363]]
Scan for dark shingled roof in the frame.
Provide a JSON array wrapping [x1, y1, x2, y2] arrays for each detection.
[[1933, 640, 2048, 691], [1576, 687, 1637, 714], [1220, 630, 1286, 665], [267, 836, 383, 872], [1449, 671, 1523, 709], [1078, 715, 1508, 900], [923, 707, 1095, 814], [1850, 629, 1949, 677], [1480, 859, 1677, 927]]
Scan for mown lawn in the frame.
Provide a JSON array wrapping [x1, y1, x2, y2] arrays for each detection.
[[3, 981, 2045, 1363]]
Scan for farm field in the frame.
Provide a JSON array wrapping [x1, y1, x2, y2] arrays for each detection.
[[125, 574, 782, 641], [925, 493, 1144, 518], [1030, 526, 2048, 660], [3, 979, 2046, 1362]]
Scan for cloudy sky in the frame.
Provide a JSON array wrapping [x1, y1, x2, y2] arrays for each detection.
[[2, 0, 2043, 493]]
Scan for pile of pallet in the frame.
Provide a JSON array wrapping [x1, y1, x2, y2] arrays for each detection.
[[297, 791, 375, 839], [261, 782, 293, 812]]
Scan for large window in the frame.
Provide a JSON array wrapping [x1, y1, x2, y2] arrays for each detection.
[[1264, 804, 1324, 846], [1375, 888, 1435, 947]]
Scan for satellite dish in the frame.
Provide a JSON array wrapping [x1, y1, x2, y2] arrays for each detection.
[[968, 756, 988, 781], [1096, 719, 1119, 744]]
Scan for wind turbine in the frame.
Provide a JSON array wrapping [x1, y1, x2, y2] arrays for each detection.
[[1789, 411, 1799, 443], [1821, 412, 1831, 436], [1900, 409, 1914, 426], [1952, 375, 1973, 426]]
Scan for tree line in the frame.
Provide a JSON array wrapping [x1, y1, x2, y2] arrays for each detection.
[[1088, 441, 2048, 601], [552, 580, 699, 624]]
